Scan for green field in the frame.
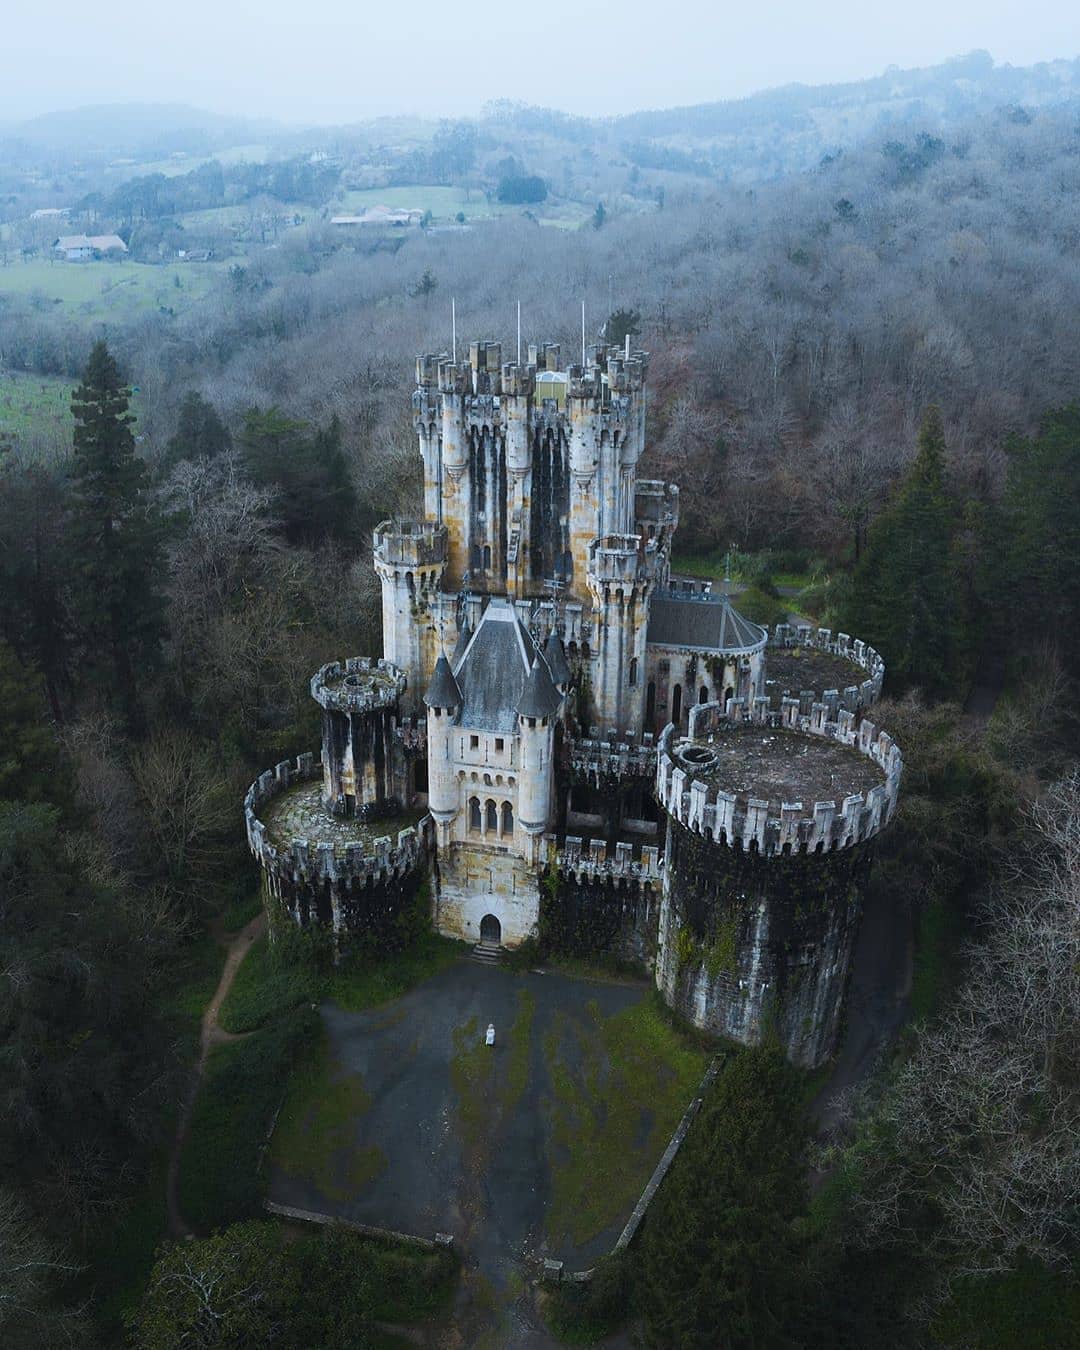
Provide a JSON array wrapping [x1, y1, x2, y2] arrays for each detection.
[[337, 185, 591, 229], [0, 255, 226, 319], [0, 371, 76, 445]]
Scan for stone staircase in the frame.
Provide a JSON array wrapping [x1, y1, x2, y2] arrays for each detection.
[[470, 940, 504, 966]]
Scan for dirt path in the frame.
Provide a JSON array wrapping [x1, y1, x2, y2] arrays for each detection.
[[166, 911, 267, 1238]]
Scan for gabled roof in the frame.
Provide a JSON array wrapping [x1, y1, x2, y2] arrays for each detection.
[[423, 653, 462, 708], [647, 592, 767, 655], [451, 620, 472, 666], [543, 631, 571, 689], [451, 599, 540, 733], [518, 655, 561, 719]]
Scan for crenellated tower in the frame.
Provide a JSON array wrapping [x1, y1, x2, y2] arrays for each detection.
[[373, 519, 448, 710]]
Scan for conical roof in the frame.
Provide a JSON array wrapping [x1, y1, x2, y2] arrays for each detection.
[[543, 631, 571, 688], [451, 620, 472, 666], [423, 653, 462, 708], [517, 655, 561, 719]]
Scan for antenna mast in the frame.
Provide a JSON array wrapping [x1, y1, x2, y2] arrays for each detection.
[[581, 300, 586, 364], [517, 300, 521, 365], [452, 297, 456, 362]]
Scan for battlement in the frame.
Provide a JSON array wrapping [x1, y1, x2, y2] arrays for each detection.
[[373, 519, 448, 569], [245, 754, 433, 888], [634, 479, 679, 532], [654, 698, 902, 856], [543, 833, 662, 884], [568, 734, 657, 784], [769, 623, 885, 709], [587, 533, 660, 587], [310, 657, 407, 713]]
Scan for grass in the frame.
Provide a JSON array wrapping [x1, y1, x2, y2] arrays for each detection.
[[178, 1007, 319, 1231], [221, 887, 263, 933], [336, 185, 591, 229], [542, 994, 709, 1249], [324, 931, 468, 1012], [932, 1261, 1080, 1348], [0, 371, 76, 443], [217, 934, 318, 1034], [0, 255, 225, 319], [450, 1015, 497, 1149], [270, 1023, 386, 1203], [909, 894, 956, 1023]]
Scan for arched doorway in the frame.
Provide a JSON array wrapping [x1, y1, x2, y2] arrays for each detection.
[[480, 913, 501, 943]]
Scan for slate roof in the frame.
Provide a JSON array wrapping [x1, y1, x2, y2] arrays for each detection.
[[647, 592, 767, 655], [423, 653, 462, 708], [543, 631, 571, 689], [451, 620, 472, 665], [451, 599, 541, 733], [518, 655, 561, 719]]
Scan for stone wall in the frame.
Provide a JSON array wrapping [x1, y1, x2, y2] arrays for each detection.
[[769, 622, 885, 711]]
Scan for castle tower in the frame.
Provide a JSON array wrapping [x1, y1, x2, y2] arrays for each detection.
[[373, 519, 448, 709], [653, 697, 902, 1067], [517, 654, 561, 856], [423, 653, 462, 845], [586, 533, 659, 735], [311, 657, 409, 818]]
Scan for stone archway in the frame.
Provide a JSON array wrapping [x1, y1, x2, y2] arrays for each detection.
[[480, 913, 502, 944]]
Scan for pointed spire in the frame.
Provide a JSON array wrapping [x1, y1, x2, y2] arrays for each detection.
[[543, 631, 571, 691], [424, 654, 461, 709], [517, 654, 561, 720]]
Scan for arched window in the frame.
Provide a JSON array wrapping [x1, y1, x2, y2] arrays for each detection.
[[485, 799, 498, 833], [629, 657, 638, 687], [672, 683, 682, 727], [483, 544, 492, 569], [501, 801, 514, 836], [469, 797, 481, 831], [646, 680, 656, 727], [724, 685, 734, 708], [699, 685, 709, 704]]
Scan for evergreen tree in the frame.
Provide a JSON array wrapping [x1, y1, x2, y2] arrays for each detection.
[[638, 1047, 807, 1349], [69, 341, 165, 727], [239, 407, 356, 545], [160, 390, 232, 474], [0, 643, 62, 806], [845, 407, 959, 694]]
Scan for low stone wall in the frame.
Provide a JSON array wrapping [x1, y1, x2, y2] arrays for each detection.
[[769, 622, 885, 710]]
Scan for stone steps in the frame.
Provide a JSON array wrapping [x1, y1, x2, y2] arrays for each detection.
[[470, 940, 504, 966]]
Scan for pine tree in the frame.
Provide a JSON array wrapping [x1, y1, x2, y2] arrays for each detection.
[[69, 341, 165, 727], [638, 1048, 807, 1348], [0, 642, 62, 806], [845, 407, 959, 694]]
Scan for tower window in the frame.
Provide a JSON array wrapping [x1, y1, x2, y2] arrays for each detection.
[[629, 657, 638, 687], [495, 738, 504, 753], [469, 797, 481, 831], [672, 683, 682, 726], [483, 545, 492, 569], [470, 734, 479, 750], [485, 799, 498, 833], [501, 801, 514, 836]]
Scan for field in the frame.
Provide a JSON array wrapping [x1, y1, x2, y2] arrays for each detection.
[[0, 255, 226, 319], [337, 185, 592, 229], [0, 370, 76, 447]]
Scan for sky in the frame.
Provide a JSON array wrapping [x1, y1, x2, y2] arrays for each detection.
[[2, 0, 1079, 125]]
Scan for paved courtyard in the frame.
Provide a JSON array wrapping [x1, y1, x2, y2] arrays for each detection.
[[267, 959, 706, 1278]]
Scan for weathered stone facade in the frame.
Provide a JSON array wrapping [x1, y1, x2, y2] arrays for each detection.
[[245, 340, 903, 1066]]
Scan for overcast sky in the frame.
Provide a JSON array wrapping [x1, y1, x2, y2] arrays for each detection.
[[3, 0, 1079, 124]]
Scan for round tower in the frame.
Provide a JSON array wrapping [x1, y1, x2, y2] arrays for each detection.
[[373, 518, 447, 710], [654, 696, 902, 1068], [310, 657, 408, 818], [517, 655, 562, 850], [586, 533, 659, 736], [422, 653, 462, 842]]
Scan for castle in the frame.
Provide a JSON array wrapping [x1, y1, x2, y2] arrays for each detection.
[[246, 339, 902, 1067]]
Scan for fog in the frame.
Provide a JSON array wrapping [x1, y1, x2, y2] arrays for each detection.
[[3, 0, 1079, 125]]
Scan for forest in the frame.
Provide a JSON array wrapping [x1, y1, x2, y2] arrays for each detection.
[[1, 51, 1080, 1348]]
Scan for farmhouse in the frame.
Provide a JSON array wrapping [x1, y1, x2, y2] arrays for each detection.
[[53, 233, 128, 260]]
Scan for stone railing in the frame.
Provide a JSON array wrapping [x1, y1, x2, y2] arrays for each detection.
[[654, 699, 902, 856], [310, 656, 407, 713], [568, 734, 657, 783], [245, 753, 433, 888], [373, 519, 448, 568], [769, 623, 885, 709], [587, 533, 660, 587], [543, 833, 662, 883]]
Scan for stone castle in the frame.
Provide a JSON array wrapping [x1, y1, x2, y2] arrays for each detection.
[[246, 339, 902, 1067]]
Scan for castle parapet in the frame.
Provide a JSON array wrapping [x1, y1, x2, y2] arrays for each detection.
[[654, 698, 902, 856], [587, 533, 660, 586], [544, 833, 662, 884], [373, 519, 448, 569], [770, 623, 885, 708], [569, 735, 657, 784], [244, 754, 433, 889], [310, 656, 407, 712]]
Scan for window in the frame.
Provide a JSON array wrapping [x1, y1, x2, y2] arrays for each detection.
[[495, 737, 504, 753], [672, 683, 682, 726], [469, 797, 481, 831], [483, 544, 492, 569], [470, 734, 479, 750], [501, 801, 514, 836], [629, 657, 638, 687], [485, 799, 498, 833], [646, 680, 656, 727], [700, 685, 709, 704]]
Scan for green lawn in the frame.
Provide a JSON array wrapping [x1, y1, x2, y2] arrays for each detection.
[[0, 371, 77, 446], [0, 255, 225, 318], [542, 995, 709, 1249], [336, 185, 591, 229]]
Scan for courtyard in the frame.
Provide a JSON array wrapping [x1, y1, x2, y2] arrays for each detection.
[[266, 959, 709, 1276]]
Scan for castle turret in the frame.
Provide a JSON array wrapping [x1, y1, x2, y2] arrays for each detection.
[[423, 654, 462, 838], [586, 532, 659, 735], [517, 655, 561, 845], [373, 519, 448, 709], [310, 657, 409, 818]]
